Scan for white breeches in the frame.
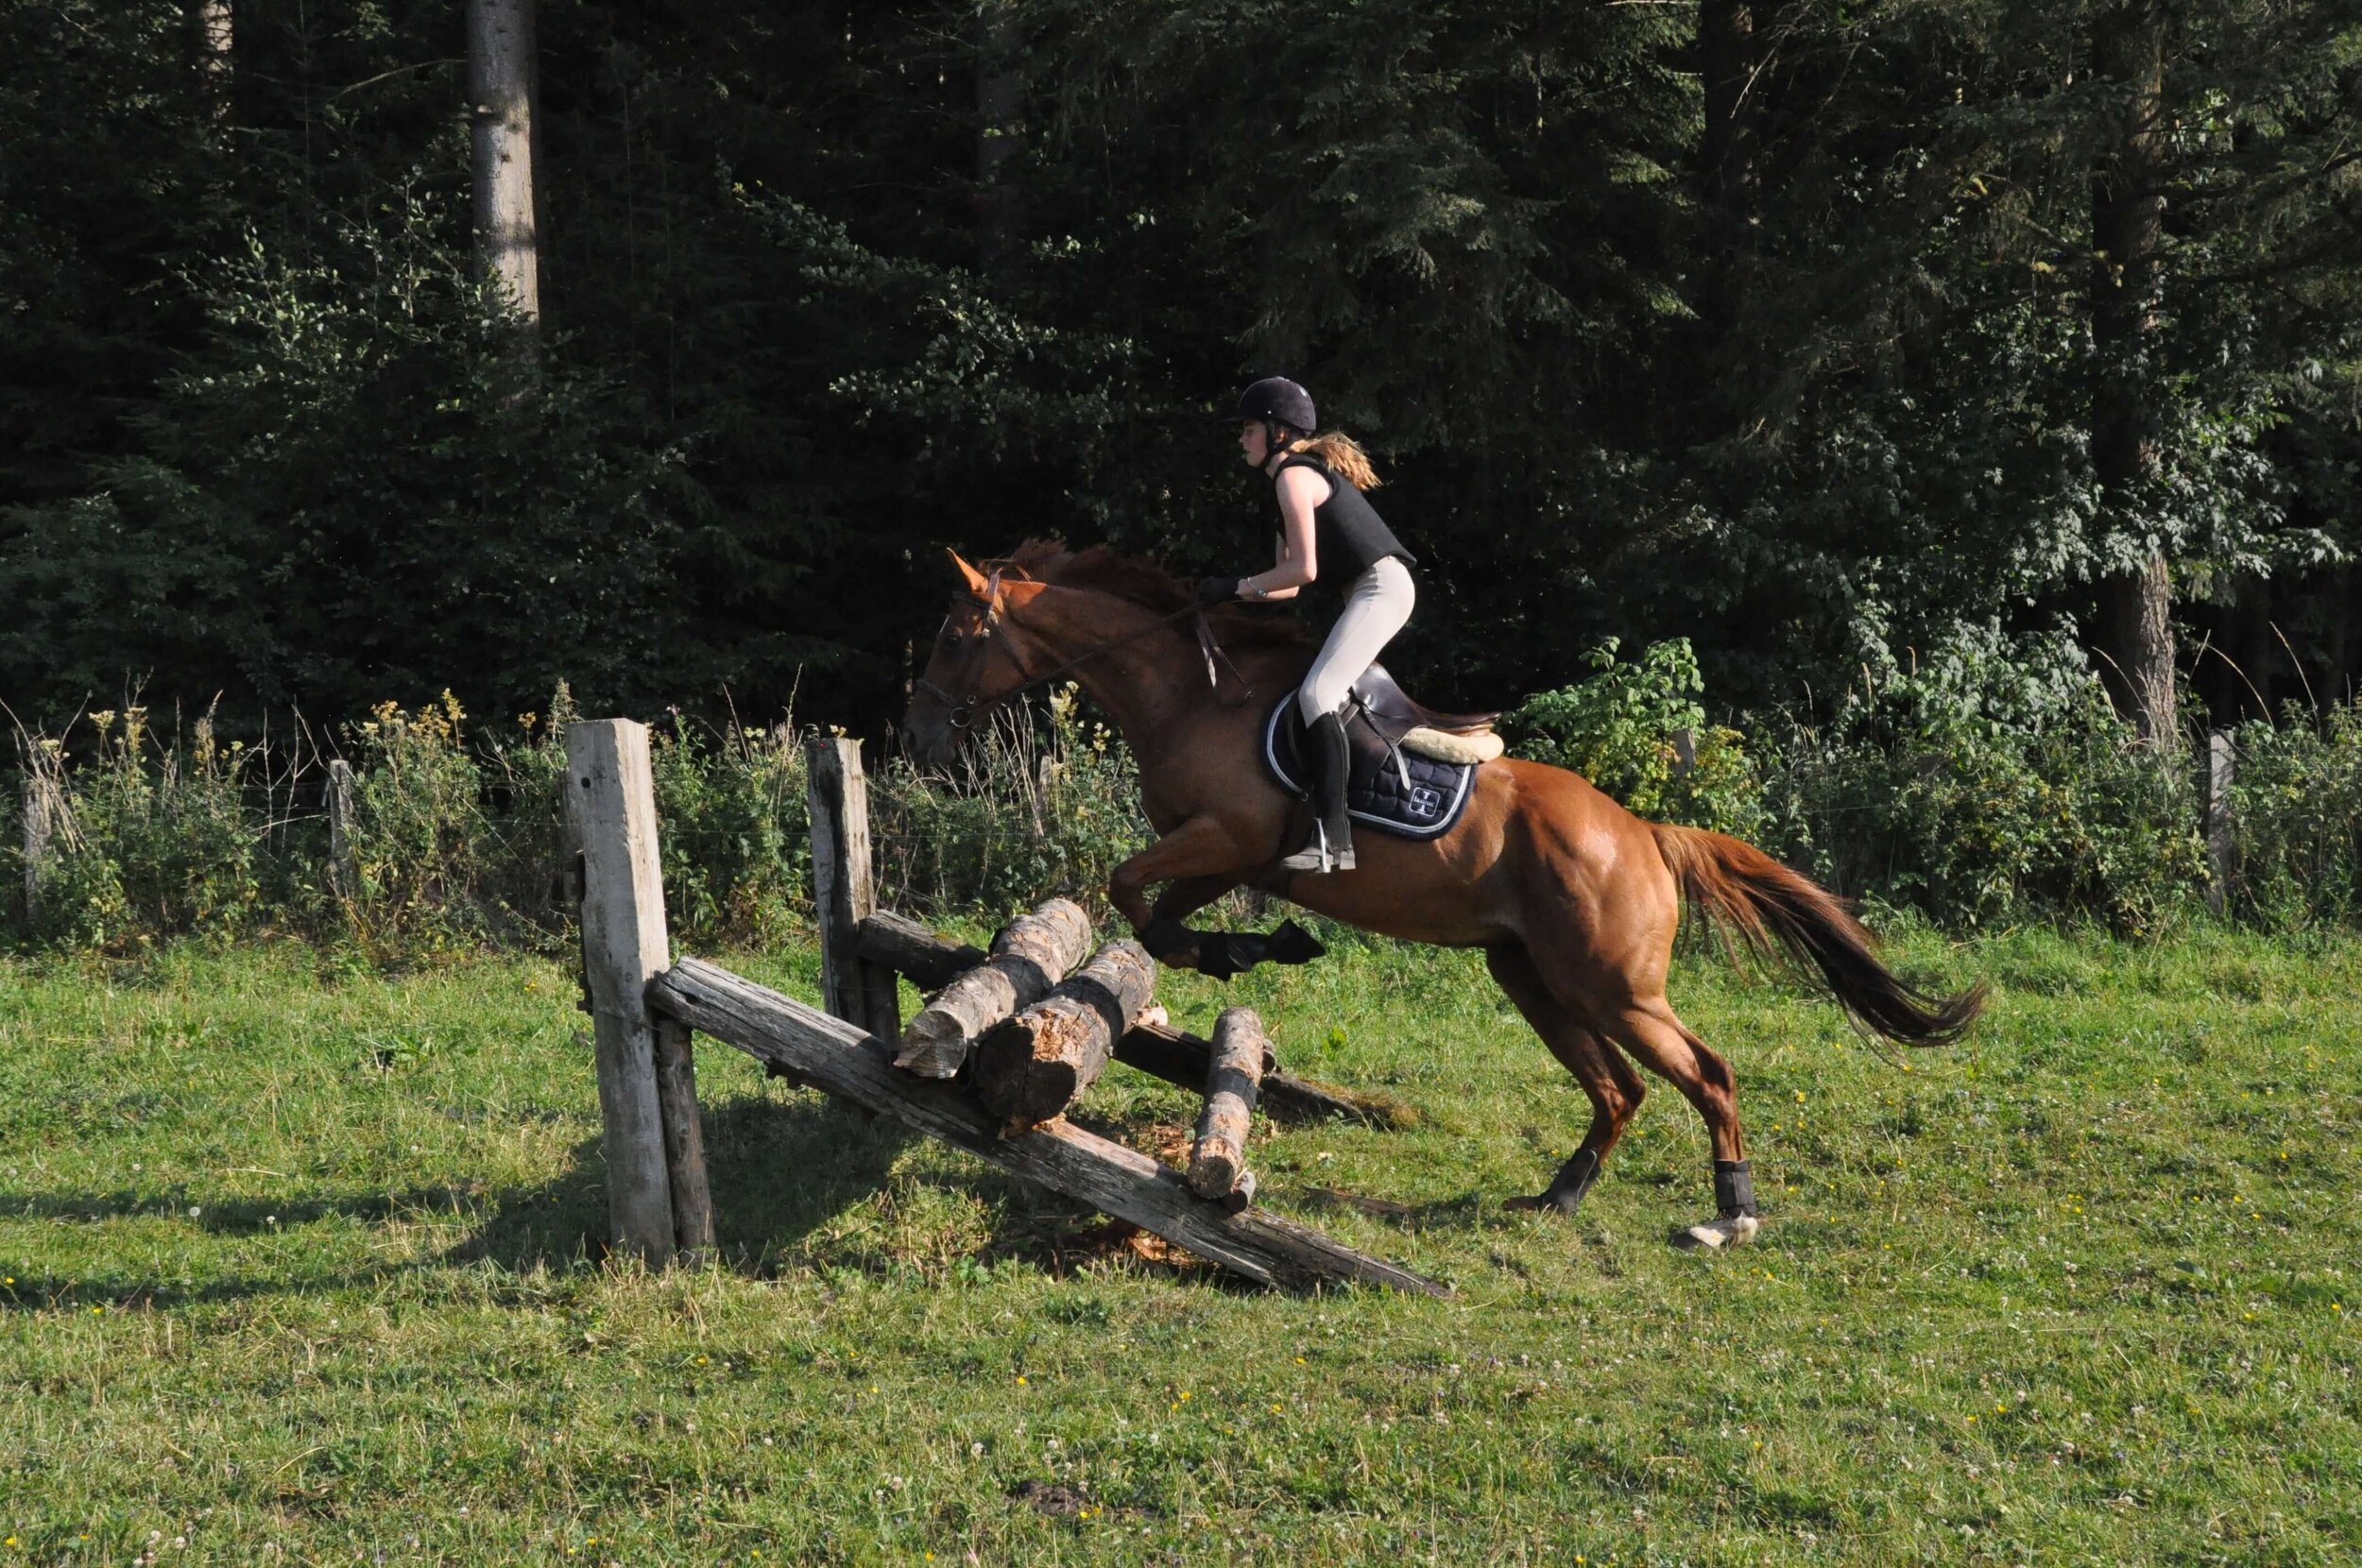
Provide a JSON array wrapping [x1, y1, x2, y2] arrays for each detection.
[[1298, 555, 1415, 724]]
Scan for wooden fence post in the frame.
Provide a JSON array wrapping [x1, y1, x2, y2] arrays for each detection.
[[21, 774, 59, 925], [566, 719, 684, 1266], [2202, 728, 2235, 915], [1671, 728, 1697, 778], [805, 736, 899, 1037], [326, 759, 357, 900]]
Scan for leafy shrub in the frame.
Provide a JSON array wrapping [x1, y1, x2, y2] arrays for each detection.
[[1502, 639, 1762, 836], [1758, 683, 2207, 934], [872, 686, 1148, 920], [2224, 701, 2362, 929], [650, 714, 811, 946], [9, 707, 265, 949]]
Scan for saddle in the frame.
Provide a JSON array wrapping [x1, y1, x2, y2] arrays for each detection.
[[1346, 664, 1504, 763], [1262, 666, 1501, 843]]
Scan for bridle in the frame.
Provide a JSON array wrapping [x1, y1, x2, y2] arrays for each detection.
[[913, 578, 1250, 731]]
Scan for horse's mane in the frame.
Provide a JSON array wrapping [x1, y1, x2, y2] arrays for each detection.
[[991, 539, 1313, 648]]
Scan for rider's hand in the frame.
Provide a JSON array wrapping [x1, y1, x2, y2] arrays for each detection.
[[1194, 575, 1241, 606]]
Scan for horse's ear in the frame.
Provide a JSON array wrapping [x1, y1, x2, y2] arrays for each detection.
[[998, 577, 1047, 611], [948, 550, 989, 595]]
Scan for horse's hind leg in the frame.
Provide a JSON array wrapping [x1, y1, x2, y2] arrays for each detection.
[[1592, 996, 1760, 1250], [1486, 945, 1646, 1214]]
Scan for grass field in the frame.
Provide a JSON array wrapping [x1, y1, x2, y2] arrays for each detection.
[[2, 920, 2357, 1565]]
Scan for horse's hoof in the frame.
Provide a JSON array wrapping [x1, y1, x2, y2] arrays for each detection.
[[1670, 1213, 1760, 1251], [1503, 1192, 1576, 1215]]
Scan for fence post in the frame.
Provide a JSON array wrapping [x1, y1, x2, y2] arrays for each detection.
[[566, 719, 681, 1266], [326, 759, 357, 900], [805, 735, 899, 1037], [21, 774, 59, 925], [1671, 728, 1697, 779], [2202, 728, 2235, 915]]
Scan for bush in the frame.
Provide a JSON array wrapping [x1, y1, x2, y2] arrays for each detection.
[[871, 685, 1149, 921], [9, 706, 266, 949], [1501, 638, 1763, 837], [2224, 701, 2362, 929], [1757, 685, 2207, 934]]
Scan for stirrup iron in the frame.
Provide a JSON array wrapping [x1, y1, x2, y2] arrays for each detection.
[[1279, 821, 1344, 874]]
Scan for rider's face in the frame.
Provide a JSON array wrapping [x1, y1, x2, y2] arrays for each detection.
[[1239, 421, 1267, 468]]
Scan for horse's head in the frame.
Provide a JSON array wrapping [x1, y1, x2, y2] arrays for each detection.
[[901, 551, 1049, 767]]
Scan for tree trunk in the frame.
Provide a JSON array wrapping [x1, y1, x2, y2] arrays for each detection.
[[197, 1, 232, 118], [2089, 0, 2174, 743], [468, 0, 540, 329], [974, 0, 1022, 272], [1698, 0, 1757, 335]]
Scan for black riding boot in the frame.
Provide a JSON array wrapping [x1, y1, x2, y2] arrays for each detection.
[[1280, 711, 1356, 874]]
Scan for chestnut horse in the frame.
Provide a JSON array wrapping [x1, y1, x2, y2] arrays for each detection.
[[902, 542, 1984, 1247]]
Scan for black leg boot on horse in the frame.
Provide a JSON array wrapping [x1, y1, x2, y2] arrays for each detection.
[[1279, 710, 1355, 874]]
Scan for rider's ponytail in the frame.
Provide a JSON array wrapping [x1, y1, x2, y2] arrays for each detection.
[[1284, 432, 1382, 491]]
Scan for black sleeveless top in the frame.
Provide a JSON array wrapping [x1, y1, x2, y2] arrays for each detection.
[[1274, 454, 1416, 581]]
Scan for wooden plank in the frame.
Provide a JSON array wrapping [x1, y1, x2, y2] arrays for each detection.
[[1189, 1008, 1267, 1202], [647, 957, 1446, 1297], [856, 911, 986, 992], [896, 898, 1092, 1080], [805, 737, 899, 1037], [565, 720, 679, 1266], [972, 940, 1156, 1129]]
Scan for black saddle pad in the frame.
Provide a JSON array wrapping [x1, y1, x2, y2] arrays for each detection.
[[1262, 697, 1477, 842]]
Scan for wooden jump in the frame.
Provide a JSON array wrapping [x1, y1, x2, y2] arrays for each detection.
[[567, 717, 1444, 1296]]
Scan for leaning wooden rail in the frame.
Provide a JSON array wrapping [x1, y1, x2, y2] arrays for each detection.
[[646, 957, 1446, 1296]]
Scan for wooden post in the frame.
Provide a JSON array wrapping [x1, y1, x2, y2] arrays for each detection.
[[805, 737, 899, 1036], [654, 1017, 716, 1262], [566, 719, 680, 1266], [1190, 1008, 1268, 1207], [2203, 727, 2235, 914], [326, 759, 357, 900], [1671, 728, 1697, 778], [21, 774, 59, 925]]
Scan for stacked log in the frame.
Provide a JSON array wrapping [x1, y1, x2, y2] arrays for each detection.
[[972, 940, 1158, 1131], [893, 898, 1091, 1078], [1188, 1008, 1267, 1211]]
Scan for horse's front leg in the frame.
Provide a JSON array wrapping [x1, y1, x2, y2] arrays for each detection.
[[1112, 821, 1323, 980], [1109, 817, 1249, 940]]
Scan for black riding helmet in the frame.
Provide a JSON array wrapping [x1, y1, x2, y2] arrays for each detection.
[[1232, 376, 1317, 463]]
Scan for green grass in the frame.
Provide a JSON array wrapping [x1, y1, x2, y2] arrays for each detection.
[[2, 922, 2357, 1565]]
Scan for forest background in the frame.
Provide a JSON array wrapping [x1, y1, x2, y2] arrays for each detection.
[[3, 0, 2361, 946]]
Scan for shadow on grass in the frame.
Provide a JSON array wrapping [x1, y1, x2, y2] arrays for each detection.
[[449, 1088, 921, 1273]]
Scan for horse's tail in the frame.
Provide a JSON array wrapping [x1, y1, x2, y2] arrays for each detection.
[[1650, 823, 1986, 1047]]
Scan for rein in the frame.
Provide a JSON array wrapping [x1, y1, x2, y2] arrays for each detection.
[[916, 595, 1252, 731]]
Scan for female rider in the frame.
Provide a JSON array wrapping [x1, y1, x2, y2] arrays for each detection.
[[1196, 376, 1416, 875]]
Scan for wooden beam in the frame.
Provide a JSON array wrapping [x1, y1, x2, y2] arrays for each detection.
[[856, 911, 986, 991], [648, 957, 1446, 1297], [565, 720, 679, 1265], [1114, 1024, 1408, 1128]]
